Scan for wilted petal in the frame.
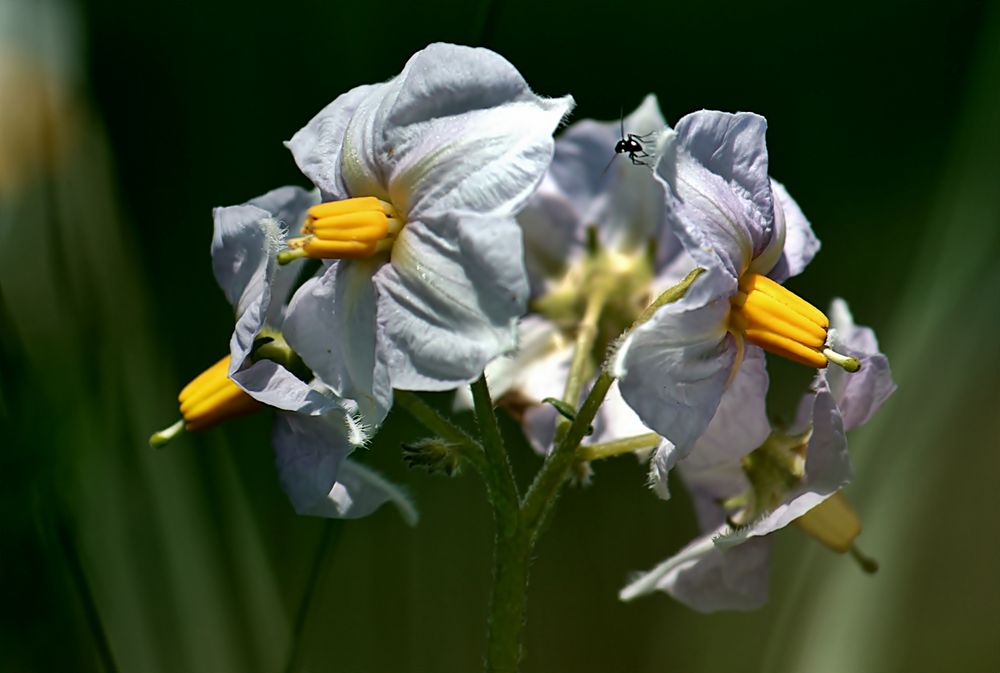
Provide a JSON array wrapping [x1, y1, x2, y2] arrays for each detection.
[[620, 527, 771, 613], [767, 179, 820, 282], [614, 270, 736, 455], [272, 412, 416, 522], [826, 298, 897, 431], [373, 213, 528, 392], [283, 260, 393, 424]]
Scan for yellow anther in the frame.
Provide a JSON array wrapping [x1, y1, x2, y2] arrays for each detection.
[[730, 273, 858, 371], [278, 197, 404, 263], [793, 491, 861, 554], [176, 356, 262, 432], [739, 273, 829, 329]]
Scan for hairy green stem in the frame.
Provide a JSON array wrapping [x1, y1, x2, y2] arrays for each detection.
[[471, 375, 521, 525], [522, 372, 615, 534], [577, 432, 662, 462], [471, 375, 529, 673]]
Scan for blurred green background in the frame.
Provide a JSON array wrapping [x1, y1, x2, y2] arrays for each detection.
[[2, 0, 999, 670]]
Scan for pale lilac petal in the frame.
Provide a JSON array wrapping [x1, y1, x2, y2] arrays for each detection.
[[671, 110, 779, 270], [613, 269, 736, 455], [651, 347, 770, 496], [767, 179, 820, 282], [374, 212, 528, 392], [620, 527, 771, 613], [273, 413, 416, 522], [283, 260, 393, 425], [826, 298, 897, 431], [655, 132, 757, 295]]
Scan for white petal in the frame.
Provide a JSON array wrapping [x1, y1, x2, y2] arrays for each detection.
[[767, 179, 820, 282], [283, 260, 393, 425], [373, 213, 528, 392], [620, 527, 770, 613], [375, 44, 573, 218], [516, 177, 584, 294], [286, 84, 380, 200], [272, 413, 416, 522], [613, 271, 736, 455], [592, 380, 653, 444], [826, 298, 897, 431], [247, 186, 321, 323], [651, 347, 770, 496], [211, 202, 280, 320], [718, 384, 851, 545], [455, 314, 571, 411], [211, 191, 333, 414]]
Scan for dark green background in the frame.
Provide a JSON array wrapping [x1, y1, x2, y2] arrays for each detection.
[[2, 0, 999, 670]]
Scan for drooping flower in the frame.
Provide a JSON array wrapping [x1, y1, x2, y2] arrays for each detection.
[[619, 300, 895, 611], [613, 110, 852, 476], [456, 95, 684, 451], [151, 188, 414, 522], [271, 43, 573, 425]]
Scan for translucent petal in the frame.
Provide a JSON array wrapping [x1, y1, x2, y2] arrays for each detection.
[[620, 527, 771, 613]]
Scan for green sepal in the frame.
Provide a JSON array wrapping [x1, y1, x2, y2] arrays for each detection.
[[402, 438, 464, 477]]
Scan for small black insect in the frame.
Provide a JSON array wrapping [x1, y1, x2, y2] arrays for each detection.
[[603, 107, 657, 174]]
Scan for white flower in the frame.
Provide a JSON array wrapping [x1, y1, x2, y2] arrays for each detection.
[[153, 187, 415, 522], [272, 43, 573, 425], [620, 301, 895, 611], [613, 110, 843, 477]]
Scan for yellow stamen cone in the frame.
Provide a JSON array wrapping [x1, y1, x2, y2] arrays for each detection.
[[793, 491, 861, 553], [730, 273, 859, 372], [176, 356, 262, 432], [279, 196, 404, 263]]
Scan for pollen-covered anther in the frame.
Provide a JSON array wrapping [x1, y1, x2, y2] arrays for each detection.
[[277, 196, 403, 264], [729, 273, 859, 372]]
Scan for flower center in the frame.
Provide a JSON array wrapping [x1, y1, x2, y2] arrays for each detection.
[[723, 427, 809, 526], [278, 196, 404, 264], [729, 272, 859, 371]]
